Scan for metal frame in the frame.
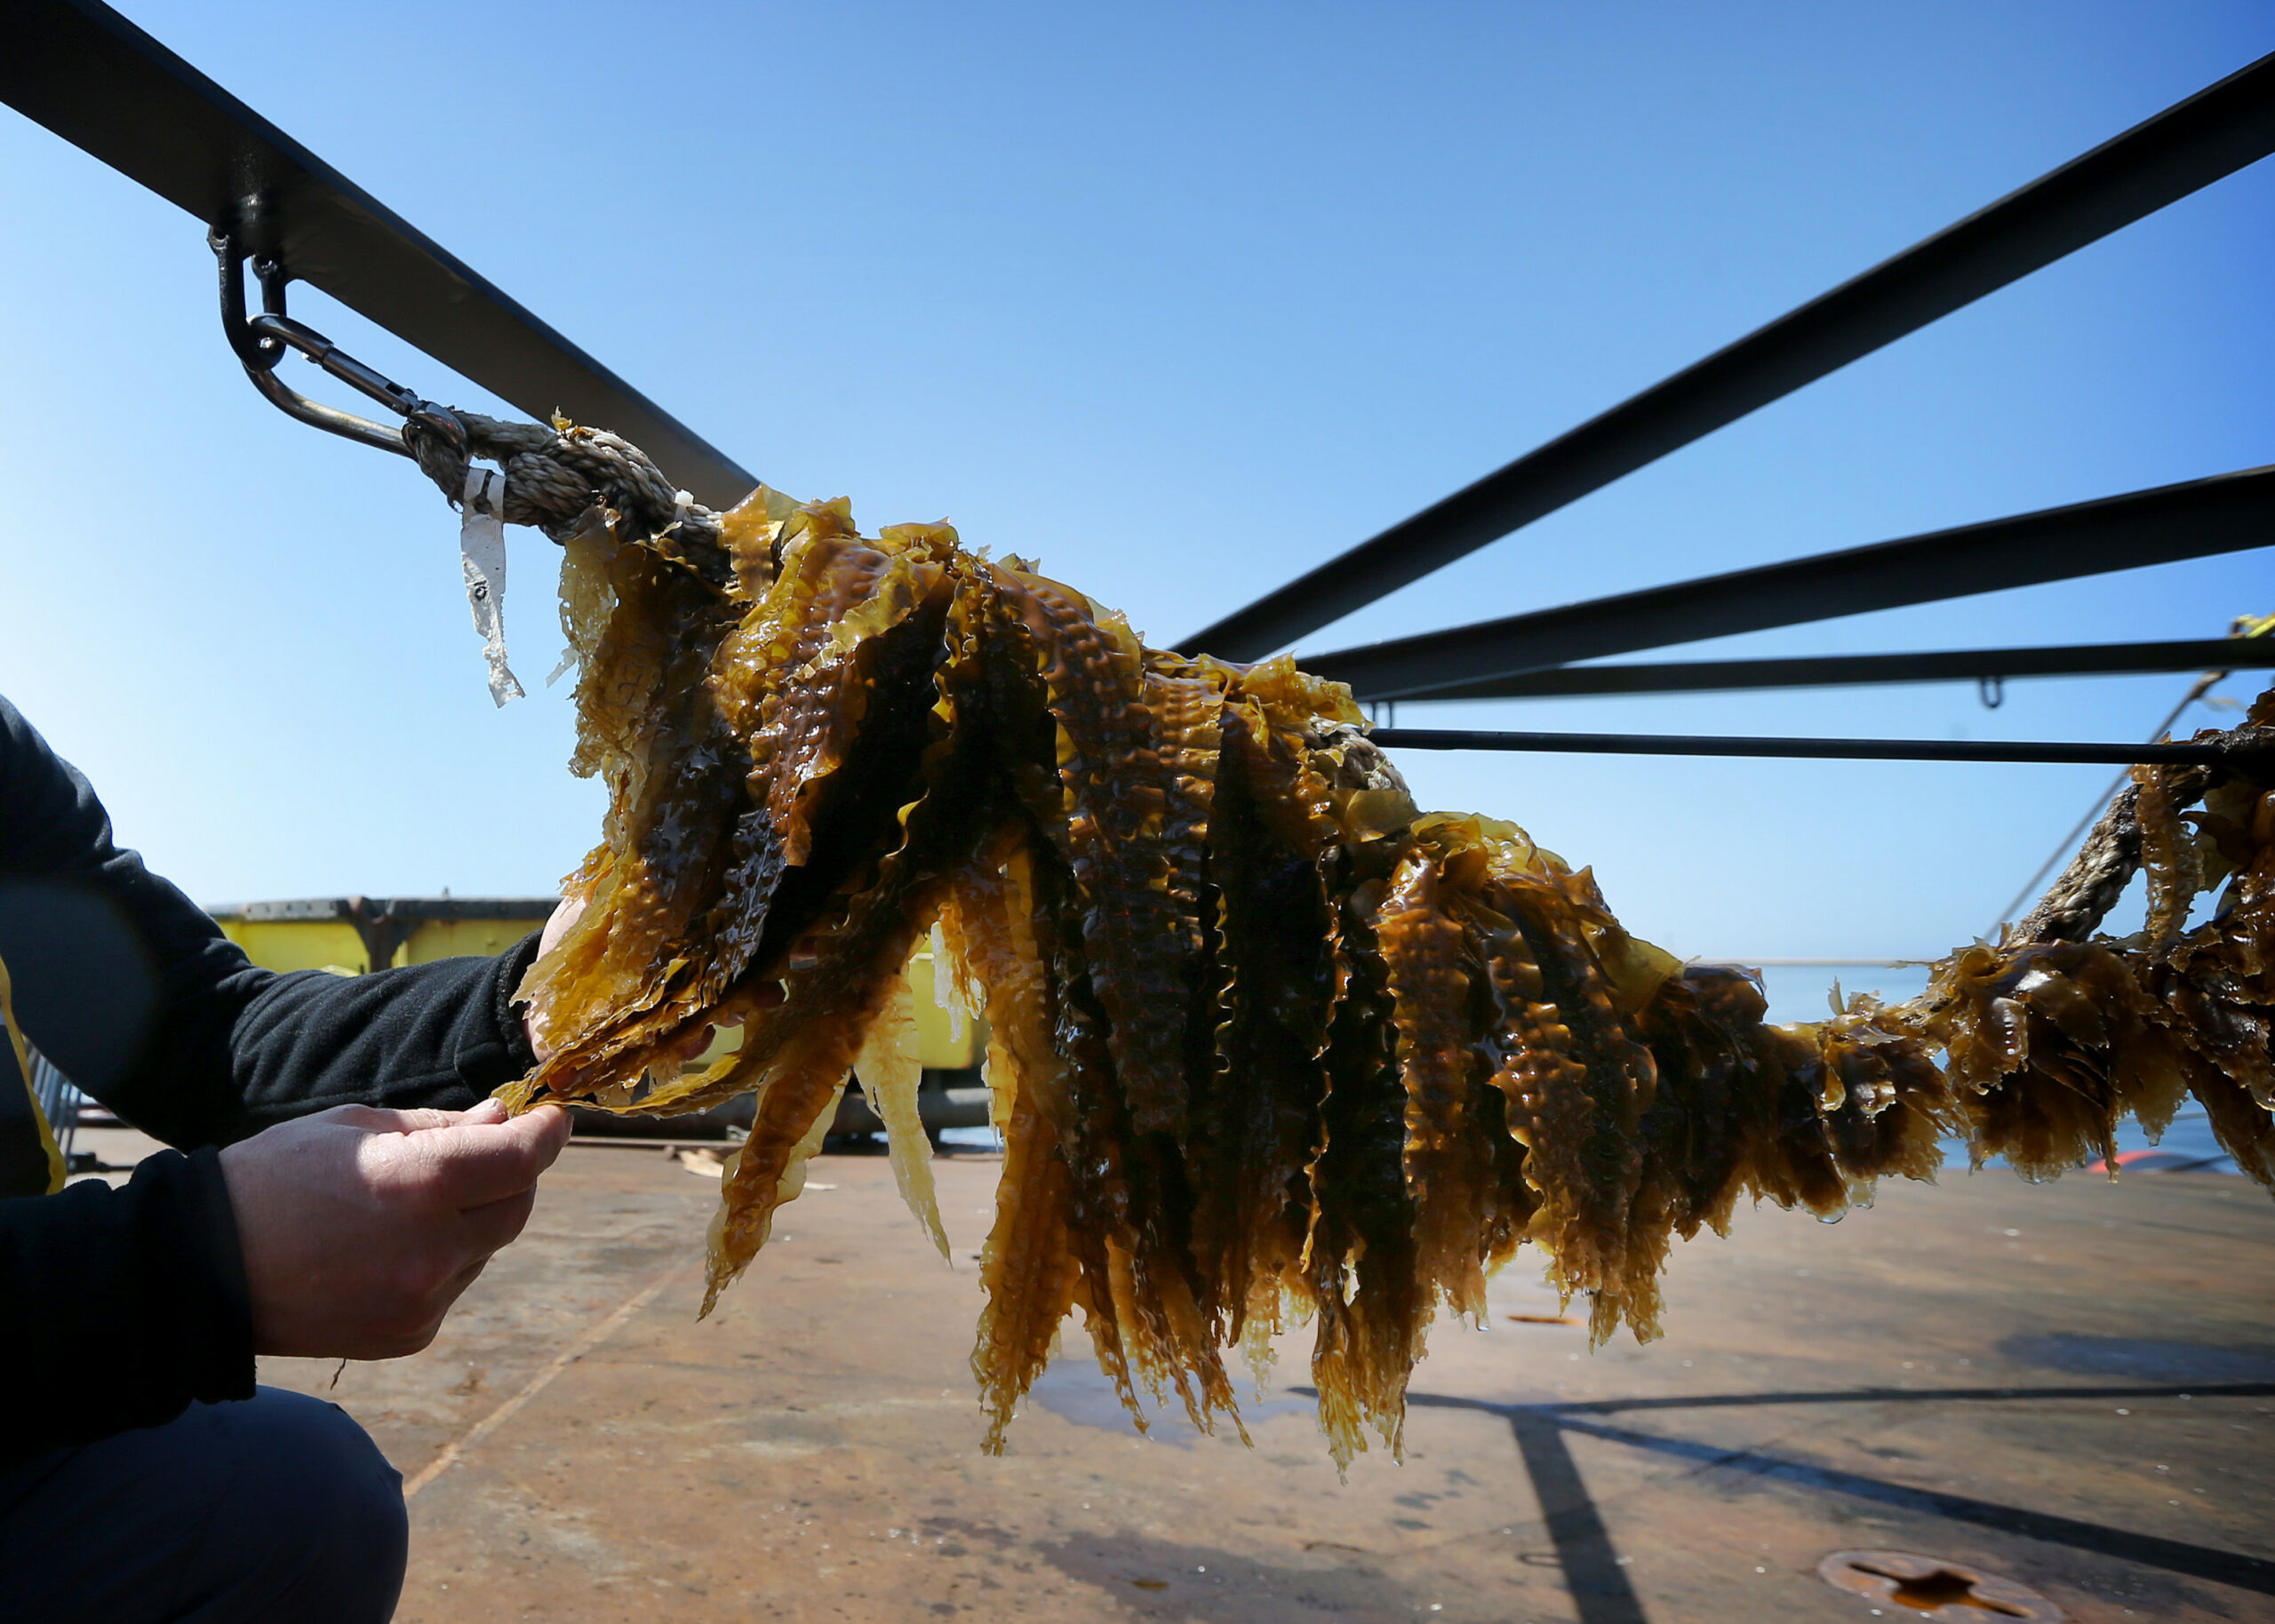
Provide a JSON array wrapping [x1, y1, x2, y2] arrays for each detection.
[[1368, 729, 2261, 766], [1306, 467, 2275, 700], [1186, 50, 2275, 665], [0, 0, 755, 507], [2, 1, 2266, 760], [1408, 637, 2274, 702]]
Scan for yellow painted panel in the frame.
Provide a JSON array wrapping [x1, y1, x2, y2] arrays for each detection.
[[906, 951, 981, 1069], [679, 951, 985, 1073], [402, 919, 539, 965], [216, 915, 986, 1071], [219, 919, 372, 975]]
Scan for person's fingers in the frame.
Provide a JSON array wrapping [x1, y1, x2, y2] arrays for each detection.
[[530, 897, 590, 1060], [526, 1101, 572, 1151], [436, 1255, 491, 1311], [415, 1104, 573, 1208], [537, 894, 587, 960], [387, 1266, 483, 1355], [419, 1098, 565, 1156], [395, 1108, 471, 1132], [327, 1103, 475, 1135], [456, 1185, 538, 1254], [320, 1103, 421, 1134]]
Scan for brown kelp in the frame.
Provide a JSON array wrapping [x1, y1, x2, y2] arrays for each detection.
[[497, 472, 2275, 1468]]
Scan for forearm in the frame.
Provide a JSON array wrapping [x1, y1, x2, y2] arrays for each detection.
[[193, 934, 544, 1145], [2, 700, 544, 1148]]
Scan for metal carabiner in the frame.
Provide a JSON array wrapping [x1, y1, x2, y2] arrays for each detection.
[[211, 228, 467, 465]]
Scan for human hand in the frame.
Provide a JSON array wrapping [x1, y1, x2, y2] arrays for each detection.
[[524, 894, 587, 1061], [219, 1099, 572, 1360], [535, 892, 586, 963]]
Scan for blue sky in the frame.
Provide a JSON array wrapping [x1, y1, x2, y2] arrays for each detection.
[[1, 2, 2268, 1018]]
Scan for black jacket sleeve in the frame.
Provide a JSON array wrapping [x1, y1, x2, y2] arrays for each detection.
[[0, 695, 545, 1465], [0, 697, 542, 1142], [0, 1148, 252, 1466]]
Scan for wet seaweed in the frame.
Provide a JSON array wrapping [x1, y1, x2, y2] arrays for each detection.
[[505, 498, 2275, 1462]]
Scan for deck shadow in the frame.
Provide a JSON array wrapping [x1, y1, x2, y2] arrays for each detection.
[[1350, 1381, 2275, 1611]]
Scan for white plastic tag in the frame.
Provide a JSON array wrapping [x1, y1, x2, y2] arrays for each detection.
[[459, 467, 525, 706]]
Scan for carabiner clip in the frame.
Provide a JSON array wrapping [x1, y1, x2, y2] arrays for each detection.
[[211, 228, 467, 465]]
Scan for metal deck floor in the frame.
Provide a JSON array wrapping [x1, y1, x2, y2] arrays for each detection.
[[247, 1139, 2275, 1623]]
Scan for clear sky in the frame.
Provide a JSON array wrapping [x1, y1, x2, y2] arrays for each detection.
[[1, 2, 2268, 1019]]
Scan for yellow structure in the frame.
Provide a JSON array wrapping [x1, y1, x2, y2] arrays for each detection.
[[903, 943, 978, 1070], [208, 896, 555, 977], [209, 897, 980, 1071]]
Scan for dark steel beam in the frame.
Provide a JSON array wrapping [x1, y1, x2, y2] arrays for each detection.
[[1369, 728, 2251, 767], [1305, 466, 2275, 701], [1410, 636, 2272, 701], [0, 0, 757, 507], [1185, 52, 2275, 660]]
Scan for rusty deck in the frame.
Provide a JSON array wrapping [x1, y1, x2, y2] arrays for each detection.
[[223, 1137, 2275, 1622]]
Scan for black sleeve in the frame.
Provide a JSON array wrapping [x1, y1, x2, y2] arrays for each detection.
[[219, 935, 542, 1138], [0, 1148, 251, 1469], [0, 695, 546, 1464], [0, 696, 540, 1145]]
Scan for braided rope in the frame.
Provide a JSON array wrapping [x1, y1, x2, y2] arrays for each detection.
[[403, 410, 734, 589]]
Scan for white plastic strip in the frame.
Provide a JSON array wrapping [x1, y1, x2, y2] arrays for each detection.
[[459, 467, 525, 706]]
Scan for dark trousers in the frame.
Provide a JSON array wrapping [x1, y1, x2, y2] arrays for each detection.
[[0, 1387, 407, 1623]]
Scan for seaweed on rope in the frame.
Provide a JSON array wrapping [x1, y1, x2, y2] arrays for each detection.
[[483, 444, 2275, 1469]]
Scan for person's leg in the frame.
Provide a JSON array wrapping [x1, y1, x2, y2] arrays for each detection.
[[0, 1385, 407, 1624]]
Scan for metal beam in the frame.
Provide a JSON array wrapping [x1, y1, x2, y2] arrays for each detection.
[[1408, 636, 2271, 702], [0, 0, 757, 507], [1185, 52, 2275, 660], [1305, 466, 2275, 701], [1369, 728, 2252, 767]]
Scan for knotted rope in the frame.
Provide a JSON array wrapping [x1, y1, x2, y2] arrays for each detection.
[[403, 410, 733, 589]]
